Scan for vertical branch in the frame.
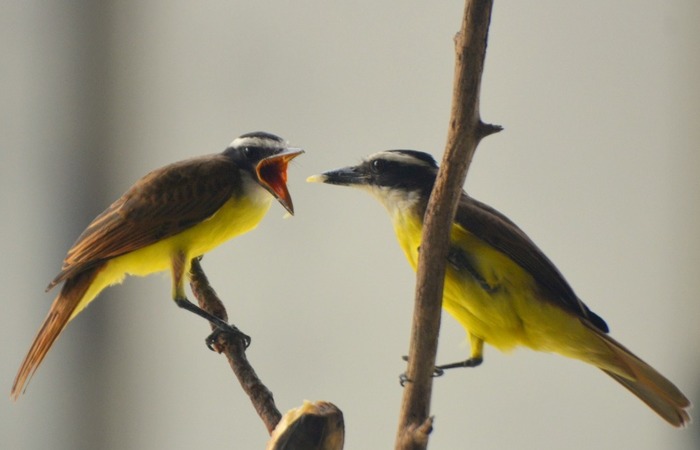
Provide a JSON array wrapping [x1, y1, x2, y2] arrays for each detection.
[[395, 1, 500, 449]]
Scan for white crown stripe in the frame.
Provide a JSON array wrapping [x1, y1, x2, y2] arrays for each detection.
[[230, 136, 287, 149], [366, 151, 435, 168]]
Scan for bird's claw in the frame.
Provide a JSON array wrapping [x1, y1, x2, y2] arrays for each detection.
[[399, 354, 465, 383], [205, 325, 251, 352]]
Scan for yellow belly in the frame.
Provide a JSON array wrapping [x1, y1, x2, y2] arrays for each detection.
[[69, 193, 273, 319], [393, 212, 600, 359], [108, 194, 272, 278]]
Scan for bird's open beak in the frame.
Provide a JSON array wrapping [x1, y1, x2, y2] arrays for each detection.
[[306, 166, 368, 186], [257, 148, 304, 215]]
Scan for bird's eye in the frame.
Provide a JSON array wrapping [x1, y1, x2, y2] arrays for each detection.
[[243, 147, 252, 156], [371, 159, 385, 173]]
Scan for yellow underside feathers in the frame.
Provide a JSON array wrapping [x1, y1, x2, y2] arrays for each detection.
[[68, 194, 272, 321], [390, 209, 612, 368]]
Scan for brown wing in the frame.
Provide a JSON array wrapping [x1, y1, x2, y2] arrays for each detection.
[[47, 154, 241, 290], [454, 194, 609, 332]]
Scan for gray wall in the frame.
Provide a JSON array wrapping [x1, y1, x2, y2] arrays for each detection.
[[2, 1, 699, 449]]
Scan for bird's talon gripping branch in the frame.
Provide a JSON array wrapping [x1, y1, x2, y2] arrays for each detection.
[[401, 355, 445, 379], [206, 325, 251, 352], [399, 355, 411, 386]]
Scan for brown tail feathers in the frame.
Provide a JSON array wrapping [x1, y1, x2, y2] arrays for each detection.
[[11, 267, 100, 400], [597, 330, 691, 427]]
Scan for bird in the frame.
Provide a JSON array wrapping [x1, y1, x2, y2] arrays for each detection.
[[11, 131, 303, 400], [308, 149, 691, 427]]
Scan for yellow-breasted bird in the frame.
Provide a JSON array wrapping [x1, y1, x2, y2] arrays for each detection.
[[12, 131, 303, 400], [308, 149, 690, 427]]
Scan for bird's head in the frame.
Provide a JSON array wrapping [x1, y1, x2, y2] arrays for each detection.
[[307, 150, 438, 211], [225, 131, 304, 215]]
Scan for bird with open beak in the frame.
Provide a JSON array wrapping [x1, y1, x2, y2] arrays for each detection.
[[12, 131, 303, 400]]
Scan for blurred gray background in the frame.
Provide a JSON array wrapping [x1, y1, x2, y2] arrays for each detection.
[[2, 1, 699, 449]]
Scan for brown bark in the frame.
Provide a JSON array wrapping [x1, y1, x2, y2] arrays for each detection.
[[394, 1, 501, 449], [189, 257, 282, 435]]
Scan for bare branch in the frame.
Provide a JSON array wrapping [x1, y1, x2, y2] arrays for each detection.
[[395, 1, 500, 449], [189, 258, 282, 434]]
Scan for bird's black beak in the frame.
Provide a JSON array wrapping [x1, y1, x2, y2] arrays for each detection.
[[257, 148, 304, 215], [306, 165, 368, 187]]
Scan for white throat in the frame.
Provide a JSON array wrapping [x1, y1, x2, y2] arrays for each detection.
[[364, 185, 421, 220], [241, 170, 275, 207]]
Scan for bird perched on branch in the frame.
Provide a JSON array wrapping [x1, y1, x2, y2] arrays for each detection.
[[12, 131, 303, 400], [308, 149, 690, 427]]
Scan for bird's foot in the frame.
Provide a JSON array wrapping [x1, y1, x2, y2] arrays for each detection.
[[398, 355, 443, 386], [399, 355, 483, 384], [205, 324, 251, 352]]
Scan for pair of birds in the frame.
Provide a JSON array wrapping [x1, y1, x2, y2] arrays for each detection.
[[11, 131, 691, 427]]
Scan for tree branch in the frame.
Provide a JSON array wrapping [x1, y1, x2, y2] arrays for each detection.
[[189, 257, 282, 434], [395, 1, 500, 449], [190, 260, 345, 447]]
